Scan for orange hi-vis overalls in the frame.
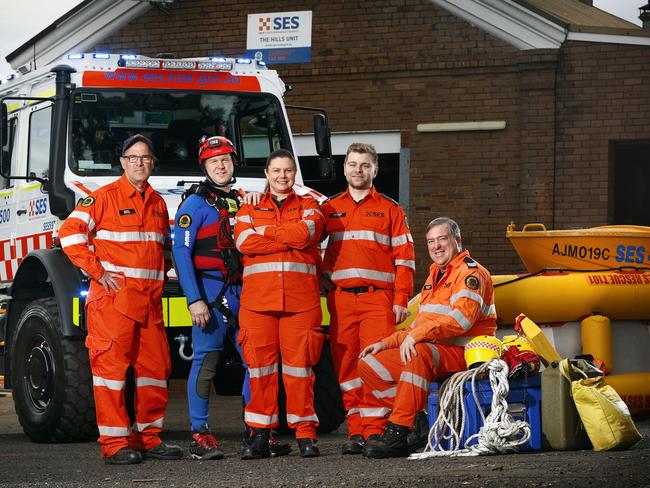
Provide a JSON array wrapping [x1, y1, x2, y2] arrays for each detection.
[[234, 189, 326, 439], [59, 174, 172, 458], [358, 250, 496, 434], [321, 187, 414, 438]]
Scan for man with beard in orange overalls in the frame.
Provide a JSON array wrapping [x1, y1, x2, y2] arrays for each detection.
[[321, 143, 415, 455]]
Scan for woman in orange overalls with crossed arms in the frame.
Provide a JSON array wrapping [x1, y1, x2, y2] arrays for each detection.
[[234, 149, 326, 459]]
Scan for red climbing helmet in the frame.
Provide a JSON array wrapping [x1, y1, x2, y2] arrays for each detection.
[[198, 136, 236, 167]]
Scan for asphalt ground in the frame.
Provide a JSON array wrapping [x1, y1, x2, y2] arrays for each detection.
[[0, 381, 649, 488]]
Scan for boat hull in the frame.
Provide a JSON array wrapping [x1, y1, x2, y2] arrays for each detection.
[[506, 224, 650, 272], [604, 374, 650, 416], [401, 269, 650, 327], [493, 270, 650, 326]]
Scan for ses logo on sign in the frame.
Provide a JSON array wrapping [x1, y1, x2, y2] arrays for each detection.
[[247, 11, 312, 64], [258, 16, 300, 31]]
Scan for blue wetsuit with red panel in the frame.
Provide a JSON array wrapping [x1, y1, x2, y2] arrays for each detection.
[[172, 185, 248, 431]]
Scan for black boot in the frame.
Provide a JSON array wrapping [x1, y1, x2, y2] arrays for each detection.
[[269, 430, 292, 457], [363, 423, 410, 459], [143, 442, 184, 460], [297, 438, 320, 458], [407, 411, 430, 453], [104, 447, 142, 465], [341, 434, 365, 455], [242, 426, 291, 458], [241, 428, 271, 460]]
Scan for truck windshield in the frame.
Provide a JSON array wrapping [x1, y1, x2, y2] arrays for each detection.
[[69, 89, 289, 177]]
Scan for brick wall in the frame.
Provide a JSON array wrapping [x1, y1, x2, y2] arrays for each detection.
[[93, 0, 650, 286], [555, 42, 650, 229]]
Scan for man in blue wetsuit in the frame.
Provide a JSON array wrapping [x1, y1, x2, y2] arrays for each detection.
[[172, 136, 291, 460]]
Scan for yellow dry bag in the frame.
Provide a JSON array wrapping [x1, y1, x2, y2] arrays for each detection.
[[560, 359, 641, 451]]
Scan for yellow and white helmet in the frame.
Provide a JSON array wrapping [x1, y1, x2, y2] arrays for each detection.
[[464, 336, 503, 369]]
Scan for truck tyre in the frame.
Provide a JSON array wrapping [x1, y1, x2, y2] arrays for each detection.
[[277, 340, 345, 434], [11, 297, 97, 442]]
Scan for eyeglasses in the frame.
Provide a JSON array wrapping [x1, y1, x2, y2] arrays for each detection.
[[121, 154, 154, 164]]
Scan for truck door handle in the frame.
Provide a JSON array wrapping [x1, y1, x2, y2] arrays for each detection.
[[17, 209, 27, 215]]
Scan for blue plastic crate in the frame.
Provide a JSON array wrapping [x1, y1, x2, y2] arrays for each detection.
[[428, 374, 542, 451]]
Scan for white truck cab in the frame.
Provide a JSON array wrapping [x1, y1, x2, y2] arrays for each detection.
[[0, 53, 340, 442]]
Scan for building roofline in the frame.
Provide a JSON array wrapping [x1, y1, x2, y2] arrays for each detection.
[[5, 0, 153, 73], [567, 31, 650, 46], [567, 24, 650, 37], [431, 0, 650, 50], [431, 0, 568, 50]]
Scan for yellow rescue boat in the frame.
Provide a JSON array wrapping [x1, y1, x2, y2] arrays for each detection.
[[400, 269, 650, 327], [493, 269, 650, 326], [506, 222, 650, 272]]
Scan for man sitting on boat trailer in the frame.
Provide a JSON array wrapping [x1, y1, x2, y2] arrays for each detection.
[[357, 216, 497, 458]]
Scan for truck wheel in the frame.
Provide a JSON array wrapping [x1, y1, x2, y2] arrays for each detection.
[[277, 340, 345, 434], [11, 297, 97, 442]]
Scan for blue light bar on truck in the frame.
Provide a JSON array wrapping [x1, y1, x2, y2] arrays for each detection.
[[120, 54, 137, 60], [67, 53, 85, 60], [93, 53, 111, 59], [236, 58, 253, 64]]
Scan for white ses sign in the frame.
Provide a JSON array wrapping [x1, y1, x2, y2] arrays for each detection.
[[246, 10, 312, 64]]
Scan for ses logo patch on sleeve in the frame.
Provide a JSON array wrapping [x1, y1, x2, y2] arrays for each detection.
[[465, 275, 480, 290], [177, 214, 192, 228], [80, 196, 95, 207]]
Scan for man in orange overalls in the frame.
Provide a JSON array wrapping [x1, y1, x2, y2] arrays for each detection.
[[358, 217, 497, 458], [59, 135, 182, 464], [321, 143, 415, 454]]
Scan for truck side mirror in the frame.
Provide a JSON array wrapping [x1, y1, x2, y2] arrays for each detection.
[[317, 156, 335, 182], [0, 103, 7, 148], [313, 113, 331, 157], [313, 114, 335, 181]]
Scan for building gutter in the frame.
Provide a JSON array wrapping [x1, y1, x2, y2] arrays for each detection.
[[429, 0, 567, 50]]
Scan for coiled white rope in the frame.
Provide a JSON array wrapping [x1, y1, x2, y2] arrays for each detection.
[[409, 359, 531, 459]]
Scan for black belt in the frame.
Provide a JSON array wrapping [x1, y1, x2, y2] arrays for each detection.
[[340, 286, 383, 294]]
